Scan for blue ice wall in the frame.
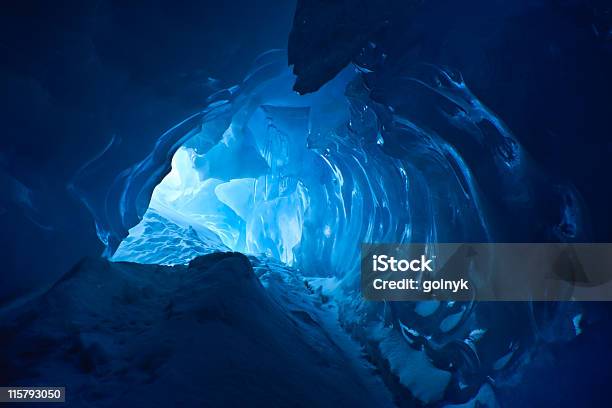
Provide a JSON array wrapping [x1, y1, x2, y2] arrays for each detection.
[[109, 51, 585, 276], [54, 1, 611, 405], [100, 51, 592, 405], [1, 1, 611, 405]]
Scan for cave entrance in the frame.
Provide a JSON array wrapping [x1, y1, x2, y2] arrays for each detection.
[[111, 64, 355, 274], [112, 95, 336, 268]]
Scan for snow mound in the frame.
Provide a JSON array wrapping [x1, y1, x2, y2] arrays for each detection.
[[0, 252, 392, 407]]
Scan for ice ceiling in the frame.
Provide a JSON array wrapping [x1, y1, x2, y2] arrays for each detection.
[[107, 49, 586, 284]]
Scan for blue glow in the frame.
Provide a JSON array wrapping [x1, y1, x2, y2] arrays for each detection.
[[113, 62, 498, 281], [107, 54, 588, 404]]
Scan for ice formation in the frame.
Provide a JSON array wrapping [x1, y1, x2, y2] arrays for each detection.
[[77, 50, 587, 405]]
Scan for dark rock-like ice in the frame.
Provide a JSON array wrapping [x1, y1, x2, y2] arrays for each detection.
[[0, 253, 393, 407]]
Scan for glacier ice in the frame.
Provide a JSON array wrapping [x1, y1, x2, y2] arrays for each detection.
[[73, 50, 588, 405]]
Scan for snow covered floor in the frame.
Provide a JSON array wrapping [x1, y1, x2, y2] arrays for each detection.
[[0, 252, 393, 407]]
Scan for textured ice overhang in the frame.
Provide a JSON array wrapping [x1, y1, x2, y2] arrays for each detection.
[[288, 0, 419, 94]]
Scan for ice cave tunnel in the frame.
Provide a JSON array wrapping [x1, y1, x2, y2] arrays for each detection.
[[110, 49, 583, 275], [110, 51, 510, 273], [72, 50, 588, 405]]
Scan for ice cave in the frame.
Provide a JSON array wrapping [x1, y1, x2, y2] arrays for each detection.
[[3, 1, 611, 404], [69, 50, 586, 405]]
